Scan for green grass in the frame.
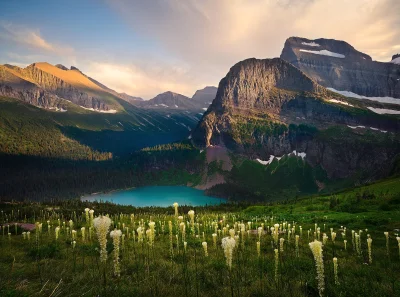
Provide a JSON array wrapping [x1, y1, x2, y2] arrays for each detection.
[[0, 177, 399, 297]]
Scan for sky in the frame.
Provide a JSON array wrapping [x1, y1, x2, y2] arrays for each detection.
[[1, 0, 399, 99]]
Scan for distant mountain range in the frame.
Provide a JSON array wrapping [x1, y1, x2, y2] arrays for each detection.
[[0, 61, 217, 158], [137, 87, 217, 112]]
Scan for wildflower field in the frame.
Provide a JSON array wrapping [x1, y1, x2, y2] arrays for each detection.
[[1, 179, 400, 297]]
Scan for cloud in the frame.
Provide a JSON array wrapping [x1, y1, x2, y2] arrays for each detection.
[[85, 61, 199, 99], [0, 22, 74, 56], [104, 0, 400, 97]]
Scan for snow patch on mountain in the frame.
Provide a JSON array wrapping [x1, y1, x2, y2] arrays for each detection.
[[347, 125, 387, 133], [367, 107, 400, 115], [256, 150, 306, 166], [391, 57, 400, 64], [327, 88, 400, 105], [81, 106, 117, 113], [301, 41, 320, 47], [299, 49, 345, 58], [328, 99, 354, 107]]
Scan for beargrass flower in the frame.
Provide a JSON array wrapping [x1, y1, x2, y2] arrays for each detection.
[[309, 240, 324, 297], [173, 202, 179, 217], [202, 241, 208, 257], [274, 249, 279, 283], [222, 237, 236, 269], [93, 215, 112, 262], [367, 238, 372, 264], [333, 257, 339, 285], [55, 227, 60, 240], [280, 238, 285, 252], [84, 208, 90, 224], [110, 229, 122, 277]]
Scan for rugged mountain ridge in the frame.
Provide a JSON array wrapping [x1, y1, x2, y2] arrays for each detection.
[[192, 57, 400, 181], [0, 62, 144, 111], [280, 37, 400, 99]]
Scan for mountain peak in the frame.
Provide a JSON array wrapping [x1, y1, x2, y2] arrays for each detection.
[[55, 64, 68, 70], [211, 57, 324, 111], [281, 36, 400, 98]]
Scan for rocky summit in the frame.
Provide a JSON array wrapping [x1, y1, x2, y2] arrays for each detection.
[[280, 37, 400, 98]]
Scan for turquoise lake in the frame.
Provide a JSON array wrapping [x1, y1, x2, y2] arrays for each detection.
[[81, 186, 224, 207]]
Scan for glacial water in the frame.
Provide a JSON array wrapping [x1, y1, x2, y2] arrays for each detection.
[[81, 186, 224, 207]]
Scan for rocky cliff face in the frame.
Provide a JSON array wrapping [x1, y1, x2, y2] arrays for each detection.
[[192, 57, 400, 180], [280, 37, 400, 98]]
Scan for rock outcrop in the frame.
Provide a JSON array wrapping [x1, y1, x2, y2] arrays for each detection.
[[280, 37, 400, 98]]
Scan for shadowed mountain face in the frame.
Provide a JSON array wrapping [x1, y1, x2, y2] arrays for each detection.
[[192, 57, 400, 181], [280, 37, 400, 99]]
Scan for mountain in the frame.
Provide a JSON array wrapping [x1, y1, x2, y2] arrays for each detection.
[[0, 62, 143, 112], [0, 62, 202, 158], [392, 54, 400, 65], [280, 37, 400, 99], [138, 91, 195, 110], [192, 58, 400, 197], [191, 86, 217, 109]]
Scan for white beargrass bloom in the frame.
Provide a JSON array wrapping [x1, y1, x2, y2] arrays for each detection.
[[110, 229, 122, 277], [309, 240, 325, 297], [81, 227, 85, 242], [384, 232, 389, 255], [344, 240, 347, 251], [257, 227, 263, 241], [331, 232, 336, 243], [279, 238, 285, 252], [212, 233, 217, 247], [69, 220, 74, 230], [229, 228, 235, 239], [274, 249, 279, 282], [221, 237, 236, 269], [22, 232, 26, 240], [257, 241, 260, 257], [333, 257, 339, 285], [55, 227, 60, 240], [184, 241, 187, 252], [27, 231, 30, 240], [93, 215, 112, 262], [355, 233, 361, 255], [71, 230, 77, 240], [295, 235, 299, 257], [148, 222, 156, 246], [89, 209, 94, 227], [202, 242, 208, 257], [173, 202, 179, 217], [84, 208, 90, 224], [322, 233, 328, 245], [367, 238, 372, 264], [72, 240, 76, 249], [396, 237, 400, 258]]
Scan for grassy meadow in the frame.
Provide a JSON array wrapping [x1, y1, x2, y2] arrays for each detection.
[[1, 177, 400, 297]]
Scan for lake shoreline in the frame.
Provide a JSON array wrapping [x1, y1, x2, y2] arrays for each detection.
[[81, 185, 225, 207]]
